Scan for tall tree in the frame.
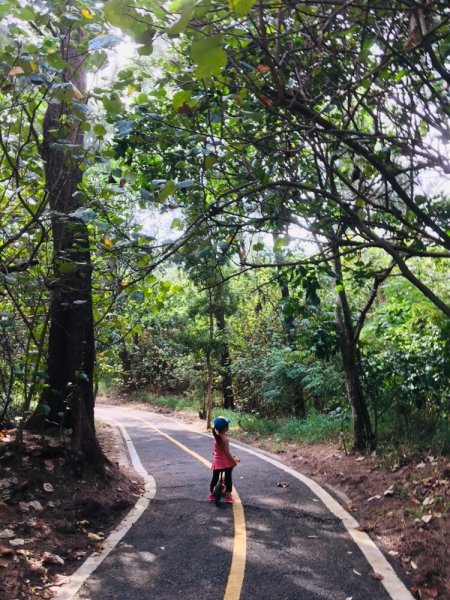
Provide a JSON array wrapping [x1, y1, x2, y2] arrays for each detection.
[[24, 9, 103, 464]]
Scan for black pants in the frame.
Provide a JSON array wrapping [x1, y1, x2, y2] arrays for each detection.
[[210, 467, 233, 494]]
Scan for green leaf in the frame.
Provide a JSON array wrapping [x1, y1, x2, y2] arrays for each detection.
[[167, 0, 195, 36], [253, 241, 265, 251], [173, 89, 192, 110], [116, 119, 134, 138], [93, 124, 107, 137], [228, 0, 257, 17], [274, 237, 287, 251], [102, 95, 123, 115], [36, 403, 51, 417], [136, 27, 155, 56], [104, 0, 139, 34], [190, 35, 227, 78], [204, 155, 218, 169], [171, 217, 184, 230], [159, 180, 177, 201]]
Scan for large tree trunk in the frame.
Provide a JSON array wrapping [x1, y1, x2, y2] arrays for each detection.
[[27, 23, 105, 466], [332, 253, 374, 451]]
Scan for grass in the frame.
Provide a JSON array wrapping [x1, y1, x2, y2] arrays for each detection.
[[129, 389, 201, 412], [234, 410, 348, 445], [103, 388, 347, 446]]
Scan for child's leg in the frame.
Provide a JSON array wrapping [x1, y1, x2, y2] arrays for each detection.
[[210, 469, 220, 493], [223, 467, 233, 494]]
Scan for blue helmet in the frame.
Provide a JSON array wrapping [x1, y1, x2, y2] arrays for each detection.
[[213, 416, 231, 431]]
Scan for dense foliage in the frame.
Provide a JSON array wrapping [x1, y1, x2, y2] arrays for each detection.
[[0, 0, 449, 454]]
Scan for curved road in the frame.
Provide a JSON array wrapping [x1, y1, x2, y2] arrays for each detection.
[[54, 405, 414, 600]]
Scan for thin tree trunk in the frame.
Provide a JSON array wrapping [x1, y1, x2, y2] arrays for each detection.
[[273, 231, 305, 417], [332, 251, 374, 450], [215, 308, 235, 410], [206, 305, 214, 430]]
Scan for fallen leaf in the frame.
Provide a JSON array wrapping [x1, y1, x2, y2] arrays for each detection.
[[25, 443, 41, 456], [0, 529, 14, 539], [370, 572, 384, 580], [42, 552, 64, 566], [344, 503, 358, 512], [0, 544, 14, 556], [26, 558, 47, 574], [66, 549, 86, 560], [420, 585, 439, 599], [29, 500, 44, 512], [0, 559, 8, 568], [87, 532, 103, 542], [357, 524, 375, 532]]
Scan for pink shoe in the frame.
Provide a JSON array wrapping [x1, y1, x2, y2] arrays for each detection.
[[208, 494, 215, 501], [225, 496, 234, 504]]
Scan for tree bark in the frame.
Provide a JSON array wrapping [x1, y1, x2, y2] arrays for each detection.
[[332, 252, 374, 450], [26, 21, 105, 467], [215, 308, 235, 410], [272, 231, 305, 417]]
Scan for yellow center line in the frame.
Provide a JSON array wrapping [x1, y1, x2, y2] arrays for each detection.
[[134, 416, 247, 600]]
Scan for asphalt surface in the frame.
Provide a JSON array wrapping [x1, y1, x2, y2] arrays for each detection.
[[70, 405, 412, 600]]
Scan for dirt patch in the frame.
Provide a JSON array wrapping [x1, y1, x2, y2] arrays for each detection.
[[0, 423, 142, 600], [279, 444, 449, 600]]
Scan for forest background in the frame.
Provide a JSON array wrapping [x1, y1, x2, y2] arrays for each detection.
[[1, 0, 449, 453], [0, 0, 449, 595]]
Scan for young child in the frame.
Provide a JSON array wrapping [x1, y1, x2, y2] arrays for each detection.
[[209, 416, 238, 504]]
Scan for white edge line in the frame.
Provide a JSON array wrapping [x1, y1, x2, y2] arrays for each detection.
[[52, 419, 156, 600], [229, 441, 415, 600]]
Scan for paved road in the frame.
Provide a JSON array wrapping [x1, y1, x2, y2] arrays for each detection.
[[57, 406, 414, 600]]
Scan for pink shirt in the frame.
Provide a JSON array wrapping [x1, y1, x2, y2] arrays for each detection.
[[212, 435, 235, 470]]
